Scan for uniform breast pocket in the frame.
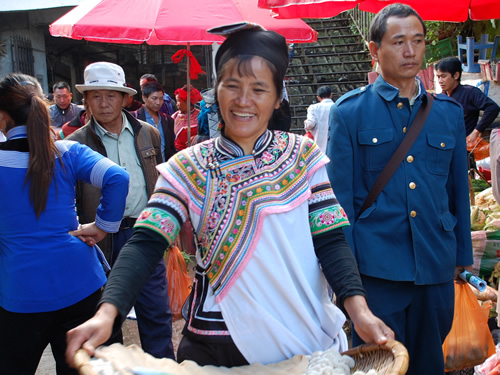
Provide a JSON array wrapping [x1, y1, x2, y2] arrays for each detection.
[[358, 128, 394, 171], [426, 134, 455, 175]]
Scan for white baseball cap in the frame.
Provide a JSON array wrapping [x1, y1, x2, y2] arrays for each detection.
[[75, 62, 137, 95]]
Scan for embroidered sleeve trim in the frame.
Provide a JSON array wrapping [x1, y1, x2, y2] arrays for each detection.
[[309, 182, 350, 235], [134, 189, 188, 245]]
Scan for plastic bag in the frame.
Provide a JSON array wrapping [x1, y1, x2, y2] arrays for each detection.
[[468, 137, 490, 161], [443, 282, 495, 371], [165, 245, 192, 320]]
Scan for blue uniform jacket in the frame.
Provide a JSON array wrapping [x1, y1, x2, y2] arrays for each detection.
[[326, 76, 473, 285]]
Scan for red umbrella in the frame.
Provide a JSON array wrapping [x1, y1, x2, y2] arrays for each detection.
[[49, 0, 317, 146], [49, 0, 317, 44], [258, 0, 361, 20], [258, 0, 500, 21], [358, 0, 500, 22]]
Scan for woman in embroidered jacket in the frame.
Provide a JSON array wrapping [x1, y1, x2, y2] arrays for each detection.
[[66, 27, 393, 367], [0, 73, 129, 374]]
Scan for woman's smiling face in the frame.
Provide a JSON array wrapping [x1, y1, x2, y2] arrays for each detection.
[[216, 56, 281, 154]]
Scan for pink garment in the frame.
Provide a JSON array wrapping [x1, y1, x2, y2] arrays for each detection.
[[172, 108, 200, 151]]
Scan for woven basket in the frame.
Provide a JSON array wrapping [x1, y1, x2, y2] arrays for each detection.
[[74, 350, 99, 375], [75, 339, 409, 375], [341, 339, 409, 375]]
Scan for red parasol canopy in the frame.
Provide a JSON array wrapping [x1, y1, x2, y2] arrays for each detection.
[[258, 0, 500, 21], [50, 0, 317, 147], [258, 0, 361, 20], [49, 0, 317, 44]]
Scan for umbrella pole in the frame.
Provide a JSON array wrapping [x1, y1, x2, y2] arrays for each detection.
[[186, 42, 191, 147]]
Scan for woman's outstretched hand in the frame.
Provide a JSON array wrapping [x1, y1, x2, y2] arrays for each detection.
[[343, 295, 395, 345], [65, 303, 118, 368]]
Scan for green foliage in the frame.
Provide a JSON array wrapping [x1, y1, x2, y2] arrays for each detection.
[[181, 250, 192, 266], [472, 178, 491, 192], [423, 21, 476, 65], [425, 21, 462, 44]]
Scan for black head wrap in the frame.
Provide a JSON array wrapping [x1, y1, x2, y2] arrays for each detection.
[[215, 29, 289, 82]]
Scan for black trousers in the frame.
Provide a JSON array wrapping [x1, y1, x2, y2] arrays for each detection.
[[0, 288, 108, 375], [177, 334, 248, 367]]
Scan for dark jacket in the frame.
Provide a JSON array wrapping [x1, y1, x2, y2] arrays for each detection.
[[450, 83, 500, 135], [67, 110, 162, 261], [135, 107, 177, 161]]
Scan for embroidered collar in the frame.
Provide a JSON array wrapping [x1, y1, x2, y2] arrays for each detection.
[[215, 130, 273, 158], [6, 125, 27, 140]]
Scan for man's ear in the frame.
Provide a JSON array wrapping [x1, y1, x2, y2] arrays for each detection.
[[368, 41, 379, 62], [453, 72, 460, 81], [122, 94, 130, 108]]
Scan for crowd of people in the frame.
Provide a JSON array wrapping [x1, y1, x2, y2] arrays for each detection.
[[1, 3, 500, 375]]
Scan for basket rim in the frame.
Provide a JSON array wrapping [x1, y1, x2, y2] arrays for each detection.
[[75, 340, 409, 375], [74, 349, 99, 375], [341, 339, 409, 375]]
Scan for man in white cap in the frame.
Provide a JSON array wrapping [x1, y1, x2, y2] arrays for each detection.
[[67, 61, 175, 359]]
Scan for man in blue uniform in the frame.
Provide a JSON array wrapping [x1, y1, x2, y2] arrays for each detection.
[[326, 4, 473, 375]]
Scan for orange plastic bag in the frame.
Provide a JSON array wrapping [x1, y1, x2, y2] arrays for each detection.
[[468, 137, 490, 161], [165, 245, 192, 320], [443, 282, 495, 371]]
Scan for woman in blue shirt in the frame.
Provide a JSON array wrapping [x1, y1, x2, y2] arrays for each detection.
[[0, 73, 129, 374]]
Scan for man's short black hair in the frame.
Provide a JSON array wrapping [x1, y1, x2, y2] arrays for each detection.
[[369, 3, 426, 46], [435, 57, 462, 82], [52, 81, 71, 93], [141, 82, 164, 98], [316, 86, 332, 99]]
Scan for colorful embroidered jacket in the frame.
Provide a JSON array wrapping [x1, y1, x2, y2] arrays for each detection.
[[135, 131, 351, 359], [137, 130, 348, 298]]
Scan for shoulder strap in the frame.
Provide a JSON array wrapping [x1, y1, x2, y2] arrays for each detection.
[[357, 93, 434, 219]]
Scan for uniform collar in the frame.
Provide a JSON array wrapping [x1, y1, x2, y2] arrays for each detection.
[[374, 75, 425, 103]]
